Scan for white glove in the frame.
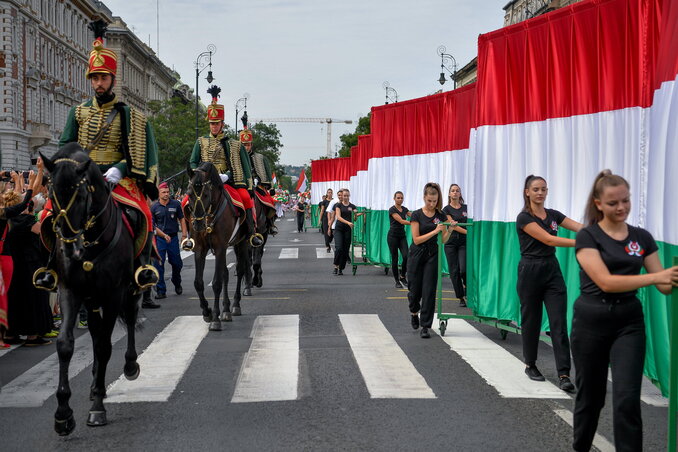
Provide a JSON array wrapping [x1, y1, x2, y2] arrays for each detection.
[[254, 177, 260, 186], [104, 167, 122, 184], [219, 173, 229, 183]]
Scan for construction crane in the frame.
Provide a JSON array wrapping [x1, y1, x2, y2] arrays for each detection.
[[249, 118, 353, 158]]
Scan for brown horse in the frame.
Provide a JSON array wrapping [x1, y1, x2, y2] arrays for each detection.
[[184, 162, 249, 330], [251, 191, 277, 288]]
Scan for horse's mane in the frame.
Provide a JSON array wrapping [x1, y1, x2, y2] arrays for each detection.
[[195, 161, 223, 188]]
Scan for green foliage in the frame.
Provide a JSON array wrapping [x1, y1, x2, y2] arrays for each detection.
[[147, 97, 234, 185], [338, 113, 371, 157]]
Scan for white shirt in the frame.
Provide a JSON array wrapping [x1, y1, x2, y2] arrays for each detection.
[[326, 197, 340, 229]]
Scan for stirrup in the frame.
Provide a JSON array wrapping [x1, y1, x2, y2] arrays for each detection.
[[249, 233, 264, 247], [33, 267, 58, 292], [181, 237, 195, 251], [134, 265, 159, 290]]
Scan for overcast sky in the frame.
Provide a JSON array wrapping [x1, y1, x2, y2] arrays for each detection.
[[102, 0, 506, 166]]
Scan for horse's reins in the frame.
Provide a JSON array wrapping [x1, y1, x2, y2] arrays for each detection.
[[49, 158, 114, 247], [188, 173, 228, 234]]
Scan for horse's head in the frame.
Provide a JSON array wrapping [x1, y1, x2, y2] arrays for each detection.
[[187, 162, 223, 233], [40, 143, 109, 260]]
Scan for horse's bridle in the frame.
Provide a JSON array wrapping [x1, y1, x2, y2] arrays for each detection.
[[49, 158, 113, 247], [188, 172, 227, 234]]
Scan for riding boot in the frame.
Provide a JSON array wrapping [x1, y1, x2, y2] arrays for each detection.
[[247, 209, 264, 247], [134, 237, 159, 290], [33, 248, 58, 292]]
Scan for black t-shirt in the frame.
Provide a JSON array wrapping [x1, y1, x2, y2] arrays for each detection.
[[442, 204, 468, 243], [410, 208, 448, 247], [296, 201, 306, 216], [388, 205, 409, 237], [576, 223, 658, 298], [319, 200, 330, 224], [334, 202, 357, 232], [516, 209, 566, 258]]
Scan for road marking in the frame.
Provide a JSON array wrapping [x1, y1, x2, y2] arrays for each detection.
[[434, 319, 569, 399], [278, 248, 298, 259], [316, 248, 333, 258], [107, 316, 209, 403], [286, 218, 294, 222], [553, 409, 614, 452], [181, 249, 232, 260], [231, 315, 299, 403], [0, 343, 22, 358], [0, 324, 128, 407], [339, 314, 436, 399]]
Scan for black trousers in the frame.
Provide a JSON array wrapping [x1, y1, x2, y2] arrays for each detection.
[[571, 295, 645, 452], [407, 244, 438, 328], [516, 256, 571, 375], [387, 232, 408, 282], [444, 238, 466, 299], [333, 227, 351, 270], [296, 213, 304, 232], [322, 218, 333, 247]]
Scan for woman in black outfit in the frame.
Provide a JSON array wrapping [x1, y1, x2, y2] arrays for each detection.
[[442, 184, 468, 307], [332, 189, 362, 275], [516, 175, 582, 392], [387, 191, 410, 288], [571, 170, 678, 452], [320, 188, 333, 252], [293, 195, 307, 233], [407, 183, 454, 338]]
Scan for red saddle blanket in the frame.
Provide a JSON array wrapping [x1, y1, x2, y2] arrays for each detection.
[[255, 187, 276, 209], [181, 184, 245, 216]]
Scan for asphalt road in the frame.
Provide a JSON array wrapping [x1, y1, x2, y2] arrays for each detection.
[[0, 215, 669, 451]]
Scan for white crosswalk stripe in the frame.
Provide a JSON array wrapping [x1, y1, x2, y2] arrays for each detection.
[[278, 248, 298, 259], [0, 323, 129, 408], [231, 315, 299, 403], [107, 316, 209, 403], [315, 247, 333, 258]]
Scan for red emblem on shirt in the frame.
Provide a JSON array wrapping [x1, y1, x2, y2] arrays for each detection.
[[433, 217, 441, 224], [550, 221, 558, 232], [625, 241, 645, 257]]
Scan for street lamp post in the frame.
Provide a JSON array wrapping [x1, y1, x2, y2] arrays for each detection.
[[437, 45, 458, 89], [235, 93, 250, 134], [194, 44, 216, 140], [383, 81, 398, 104]]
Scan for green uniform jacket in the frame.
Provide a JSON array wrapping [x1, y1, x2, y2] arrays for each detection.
[[250, 151, 273, 187], [189, 135, 253, 190], [59, 96, 159, 199]]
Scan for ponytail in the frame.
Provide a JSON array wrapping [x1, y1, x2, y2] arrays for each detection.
[[424, 182, 443, 212], [584, 170, 630, 225]]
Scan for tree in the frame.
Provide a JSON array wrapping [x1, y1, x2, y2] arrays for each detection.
[[337, 113, 371, 157], [148, 97, 233, 186]]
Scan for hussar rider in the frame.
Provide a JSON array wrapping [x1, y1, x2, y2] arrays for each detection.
[[239, 112, 277, 235], [34, 20, 160, 291], [187, 85, 263, 248]]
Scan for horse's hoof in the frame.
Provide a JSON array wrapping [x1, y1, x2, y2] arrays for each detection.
[[243, 288, 252, 296], [202, 308, 212, 323], [221, 311, 232, 322], [86, 410, 107, 427], [255, 279, 263, 288], [124, 361, 140, 381], [232, 306, 241, 316], [55, 413, 76, 436], [209, 320, 222, 331]]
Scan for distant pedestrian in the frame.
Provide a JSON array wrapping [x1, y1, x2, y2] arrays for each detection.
[[407, 183, 454, 338], [320, 188, 334, 252], [148, 182, 187, 306], [293, 195, 307, 233], [516, 175, 581, 392], [332, 189, 363, 275], [571, 170, 678, 452], [442, 184, 468, 307], [387, 191, 410, 288]]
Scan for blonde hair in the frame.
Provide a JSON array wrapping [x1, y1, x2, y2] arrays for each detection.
[[2, 191, 22, 208], [584, 170, 630, 225]]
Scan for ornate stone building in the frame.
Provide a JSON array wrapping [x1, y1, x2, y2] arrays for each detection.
[[0, 0, 180, 170]]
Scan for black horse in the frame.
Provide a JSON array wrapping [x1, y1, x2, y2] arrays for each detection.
[[184, 162, 249, 329], [251, 193, 276, 288], [40, 143, 142, 435]]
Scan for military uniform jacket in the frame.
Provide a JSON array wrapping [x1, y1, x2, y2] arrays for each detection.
[[189, 134, 253, 190], [59, 95, 159, 198], [250, 151, 273, 187]]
